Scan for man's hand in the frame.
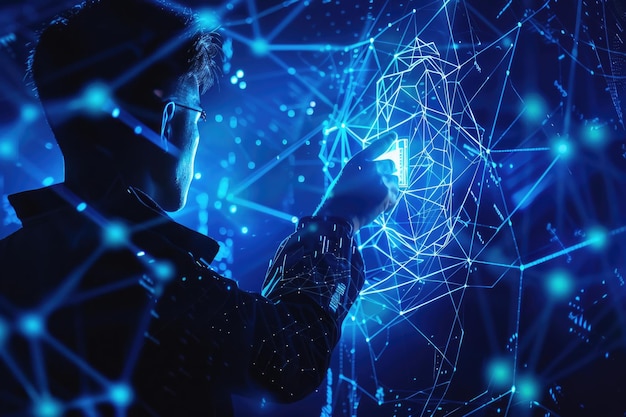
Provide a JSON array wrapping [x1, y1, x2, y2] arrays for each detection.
[[314, 134, 400, 232]]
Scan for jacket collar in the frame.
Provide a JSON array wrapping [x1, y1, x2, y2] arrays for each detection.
[[9, 182, 220, 264]]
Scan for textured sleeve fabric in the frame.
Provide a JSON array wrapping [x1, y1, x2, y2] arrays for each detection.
[[138, 216, 365, 407], [250, 215, 365, 401]]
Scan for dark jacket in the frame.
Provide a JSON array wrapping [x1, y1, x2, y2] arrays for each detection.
[[0, 183, 364, 416]]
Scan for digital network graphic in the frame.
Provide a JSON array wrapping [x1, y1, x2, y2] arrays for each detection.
[[0, 0, 625, 416]]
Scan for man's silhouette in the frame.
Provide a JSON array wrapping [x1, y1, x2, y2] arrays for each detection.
[[0, 0, 398, 415]]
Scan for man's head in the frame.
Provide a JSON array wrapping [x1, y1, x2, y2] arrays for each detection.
[[30, 0, 220, 211]]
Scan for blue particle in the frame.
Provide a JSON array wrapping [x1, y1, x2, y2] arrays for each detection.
[[287, 67, 296, 75], [251, 38, 269, 55], [239, 81, 247, 90], [215, 114, 223, 123], [248, 161, 256, 169], [0, 141, 16, 159], [279, 104, 287, 112], [21, 104, 38, 122], [194, 172, 202, 180], [309, 101, 316, 107], [214, 201, 223, 210], [45, 142, 53, 150], [76, 202, 87, 212], [306, 108, 314, 115], [134, 126, 142, 135], [42, 177, 54, 187], [110, 384, 133, 406], [234, 136, 242, 144], [298, 175, 305, 183], [33, 398, 62, 417], [236, 69, 244, 78], [291, 216, 299, 224], [241, 226, 249, 234], [229, 205, 237, 214], [230, 75, 238, 84], [287, 110, 295, 118], [255, 139, 262, 146], [20, 314, 44, 337], [103, 221, 128, 247], [152, 261, 174, 281], [282, 139, 288, 145], [111, 107, 120, 118], [136, 251, 145, 257], [83, 82, 110, 112]]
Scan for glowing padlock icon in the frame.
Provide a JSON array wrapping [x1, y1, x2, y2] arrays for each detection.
[[374, 138, 409, 188]]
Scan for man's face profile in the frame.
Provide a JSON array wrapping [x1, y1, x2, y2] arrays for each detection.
[[152, 76, 204, 212]]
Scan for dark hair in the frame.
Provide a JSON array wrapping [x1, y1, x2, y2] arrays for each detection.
[[29, 0, 220, 146]]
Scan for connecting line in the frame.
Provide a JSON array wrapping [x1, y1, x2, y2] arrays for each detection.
[[226, 196, 295, 222], [488, 147, 551, 153], [521, 225, 626, 270]]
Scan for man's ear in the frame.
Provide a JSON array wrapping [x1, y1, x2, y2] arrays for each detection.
[[160, 102, 176, 152]]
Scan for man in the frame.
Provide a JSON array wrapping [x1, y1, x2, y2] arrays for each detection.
[[0, 0, 398, 415]]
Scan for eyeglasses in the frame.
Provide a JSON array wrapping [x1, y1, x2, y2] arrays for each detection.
[[171, 102, 207, 122]]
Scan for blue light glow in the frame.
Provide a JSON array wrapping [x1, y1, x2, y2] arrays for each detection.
[[19, 313, 43, 337]]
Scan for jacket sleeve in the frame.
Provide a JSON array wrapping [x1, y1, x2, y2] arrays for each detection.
[[250, 215, 365, 401], [139, 216, 364, 404]]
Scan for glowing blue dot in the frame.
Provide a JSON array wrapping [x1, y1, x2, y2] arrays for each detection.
[[279, 104, 287, 112], [75, 202, 87, 212], [583, 123, 608, 147], [239, 81, 247, 90], [234, 136, 242, 144], [136, 251, 145, 257], [215, 114, 223, 123], [588, 226, 607, 249], [287, 67, 296, 75], [516, 375, 539, 402], [306, 108, 314, 116], [248, 162, 256, 169], [287, 110, 295, 118], [21, 104, 38, 122], [251, 38, 269, 56], [546, 270, 573, 299], [214, 201, 223, 210], [152, 261, 174, 281], [309, 101, 316, 107], [236, 69, 244, 78], [19, 314, 44, 337], [194, 172, 202, 180], [110, 383, 133, 406], [241, 226, 249, 234], [134, 126, 142, 135], [103, 221, 128, 247], [291, 216, 298, 224], [196, 8, 221, 29], [282, 139, 288, 145], [369, 37, 374, 43], [522, 94, 546, 123], [0, 140, 17, 159], [111, 107, 120, 118], [230, 75, 238, 84], [42, 177, 54, 187], [229, 205, 237, 214], [486, 358, 513, 388], [297, 175, 305, 183], [33, 398, 62, 417], [82, 82, 110, 112]]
